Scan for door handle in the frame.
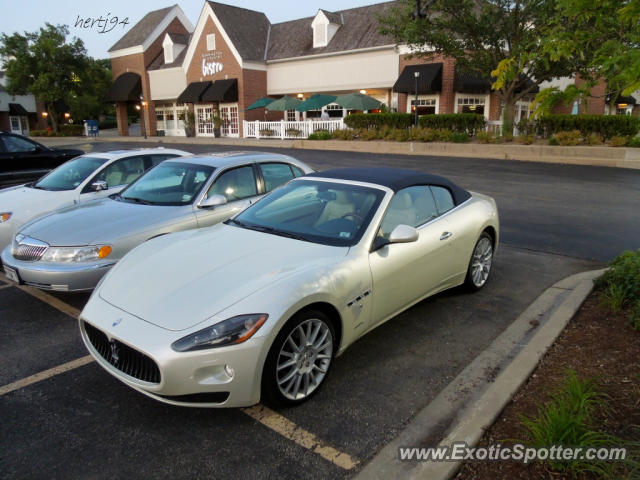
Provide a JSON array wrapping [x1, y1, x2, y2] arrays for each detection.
[[440, 231, 453, 241]]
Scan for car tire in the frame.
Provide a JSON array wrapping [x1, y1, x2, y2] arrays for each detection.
[[261, 309, 336, 407], [464, 232, 494, 291]]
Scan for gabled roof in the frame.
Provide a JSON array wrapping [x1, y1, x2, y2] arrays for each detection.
[[207, 2, 270, 62], [266, 2, 396, 61], [166, 32, 189, 45], [318, 10, 343, 25], [109, 6, 175, 52], [148, 46, 189, 70]]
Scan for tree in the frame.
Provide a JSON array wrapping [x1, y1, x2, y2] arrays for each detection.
[[536, 0, 640, 113], [379, 0, 583, 133], [67, 58, 113, 124], [0, 24, 87, 133]]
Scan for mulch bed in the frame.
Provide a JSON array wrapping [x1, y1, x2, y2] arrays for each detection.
[[455, 292, 640, 479]]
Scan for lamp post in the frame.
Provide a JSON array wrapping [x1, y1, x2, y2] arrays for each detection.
[[139, 94, 147, 139], [414, 71, 420, 127]]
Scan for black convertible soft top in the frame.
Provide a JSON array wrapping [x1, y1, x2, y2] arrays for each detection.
[[305, 167, 471, 206]]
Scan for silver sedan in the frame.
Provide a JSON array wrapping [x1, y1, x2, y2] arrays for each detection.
[[1, 152, 314, 291], [78, 167, 499, 408]]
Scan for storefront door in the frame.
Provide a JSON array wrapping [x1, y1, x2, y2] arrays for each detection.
[[195, 105, 215, 136], [10, 116, 27, 135], [219, 104, 239, 137]]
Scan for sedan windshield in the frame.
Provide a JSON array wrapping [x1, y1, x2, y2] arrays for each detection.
[[118, 162, 214, 206], [33, 156, 107, 191], [231, 179, 385, 246]]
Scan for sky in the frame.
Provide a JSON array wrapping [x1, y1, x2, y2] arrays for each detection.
[[0, 0, 385, 59]]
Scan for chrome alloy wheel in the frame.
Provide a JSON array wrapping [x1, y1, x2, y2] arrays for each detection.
[[276, 318, 333, 401], [471, 236, 493, 287]]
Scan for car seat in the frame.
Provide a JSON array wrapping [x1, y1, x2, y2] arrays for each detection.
[[314, 190, 355, 226]]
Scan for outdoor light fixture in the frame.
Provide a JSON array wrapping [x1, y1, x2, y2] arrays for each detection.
[[139, 94, 147, 139], [64, 112, 70, 119], [414, 71, 420, 126], [135, 105, 141, 110], [360, 89, 367, 94], [41, 112, 48, 118], [297, 93, 303, 99], [618, 103, 628, 108]]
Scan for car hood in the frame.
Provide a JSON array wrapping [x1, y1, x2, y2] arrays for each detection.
[[98, 223, 347, 331], [19, 197, 187, 246], [0, 185, 73, 220]]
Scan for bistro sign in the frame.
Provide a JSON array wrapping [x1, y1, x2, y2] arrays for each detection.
[[202, 52, 223, 76]]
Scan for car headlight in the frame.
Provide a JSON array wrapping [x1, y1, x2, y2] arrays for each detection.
[[40, 245, 112, 262], [0, 212, 12, 223], [171, 313, 268, 352]]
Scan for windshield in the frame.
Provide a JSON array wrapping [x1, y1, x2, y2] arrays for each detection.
[[33, 156, 107, 191], [118, 162, 215, 206], [231, 179, 385, 246]]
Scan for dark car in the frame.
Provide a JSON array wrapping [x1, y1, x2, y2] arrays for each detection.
[[0, 131, 84, 187]]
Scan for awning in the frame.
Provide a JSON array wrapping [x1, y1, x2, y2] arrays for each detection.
[[201, 79, 238, 102], [455, 74, 492, 93], [605, 94, 637, 105], [177, 81, 212, 103], [104, 72, 142, 102], [266, 96, 302, 111], [393, 63, 442, 94], [334, 92, 381, 111], [8, 103, 29, 115]]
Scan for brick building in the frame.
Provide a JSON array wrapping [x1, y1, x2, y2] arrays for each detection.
[[106, 1, 638, 138]]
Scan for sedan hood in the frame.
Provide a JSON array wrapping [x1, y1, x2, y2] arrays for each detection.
[[99, 224, 347, 331], [0, 185, 72, 220], [19, 197, 184, 246]]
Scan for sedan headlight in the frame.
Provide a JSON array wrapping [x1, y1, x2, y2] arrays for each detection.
[[171, 314, 268, 352], [0, 212, 12, 223], [41, 245, 112, 262]]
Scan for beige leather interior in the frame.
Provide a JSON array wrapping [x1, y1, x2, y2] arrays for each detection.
[[315, 191, 355, 225]]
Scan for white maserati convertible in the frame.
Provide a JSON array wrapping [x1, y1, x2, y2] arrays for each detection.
[[79, 167, 499, 408]]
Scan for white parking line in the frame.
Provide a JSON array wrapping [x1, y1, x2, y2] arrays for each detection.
[[0, 356, 94, 396], [242, 404, 359, 470], [2, 279, 359, 470]]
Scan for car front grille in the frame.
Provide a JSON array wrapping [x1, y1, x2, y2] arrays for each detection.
[[83, 321, 161, 384], [12, 236, 48, 261]]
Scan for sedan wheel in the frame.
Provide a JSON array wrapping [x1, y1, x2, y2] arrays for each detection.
[[465, 232, 493, 290], [262, 311, 335, 406]]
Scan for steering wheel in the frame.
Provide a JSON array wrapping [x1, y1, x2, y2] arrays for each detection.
[[341, 212, 364, 223]]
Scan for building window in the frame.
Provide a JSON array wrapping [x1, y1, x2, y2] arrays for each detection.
[[326, 103, 343, 118], [286, 110, 297, 122], [410, 97, 437, 115], [457, 96, 486, 115], [206, 33, 216, 51]]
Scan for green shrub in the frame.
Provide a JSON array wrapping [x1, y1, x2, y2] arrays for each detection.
[[419, 113, 486, 135], [586, 133, 604, 145], [477, 131, 500, 144], [629, 300, 640, 331], [501, 132, 514, 143], [520, 370, 616, 476], [307, 130, 331, 140], [407, 127, 436, 142], [548, 136, 559, 146], [515, 134, 535, 145], [58, 124, 84, 136], [628, 137, 640, 148], [536, 114, 640, 139], [516, 118, 536, 136], [285, 128, 302, 137], [596, 249, 640, 312], [343, 113, 414, 130], [259, 129, 275, 137], [552, 130, 582, 146], [30, 130, 51, 137], [331, 129, 357, 140], [608, 135, 629, 147], [450, 132, 470, 143], [433, 128, 453, 142]]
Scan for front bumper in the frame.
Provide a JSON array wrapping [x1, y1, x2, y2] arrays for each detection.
[[1, 247, 115, 291], [79, 294, 267, 408]]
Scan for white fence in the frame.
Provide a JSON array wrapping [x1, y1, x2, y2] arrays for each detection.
[[243, 119, 345, 139]]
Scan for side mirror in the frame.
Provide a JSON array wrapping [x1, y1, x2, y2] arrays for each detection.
[[91, 180, 108, 192], [199, 194, 227, 209], [388, 224, 419, 244]]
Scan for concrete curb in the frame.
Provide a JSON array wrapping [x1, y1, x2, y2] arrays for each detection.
[[34, 136, 640, 170], [355, 268, 606, 480]]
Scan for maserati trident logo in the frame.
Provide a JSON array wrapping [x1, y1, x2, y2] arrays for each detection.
[[109, 340, 120, 364], [112, 318, 122, 327]]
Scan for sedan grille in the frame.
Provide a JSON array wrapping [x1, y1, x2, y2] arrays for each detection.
[[83, 321, 161, 384], [12, 236, 48, 261]]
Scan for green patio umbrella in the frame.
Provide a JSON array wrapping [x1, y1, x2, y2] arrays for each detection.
[[334, 92, 382, 111], [295, 94, 337, 112], [246, 97, 275, 110], [266, 95, 302, 111]]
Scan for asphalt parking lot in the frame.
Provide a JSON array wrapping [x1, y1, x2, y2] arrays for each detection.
[[2, 142, 639, 479]]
